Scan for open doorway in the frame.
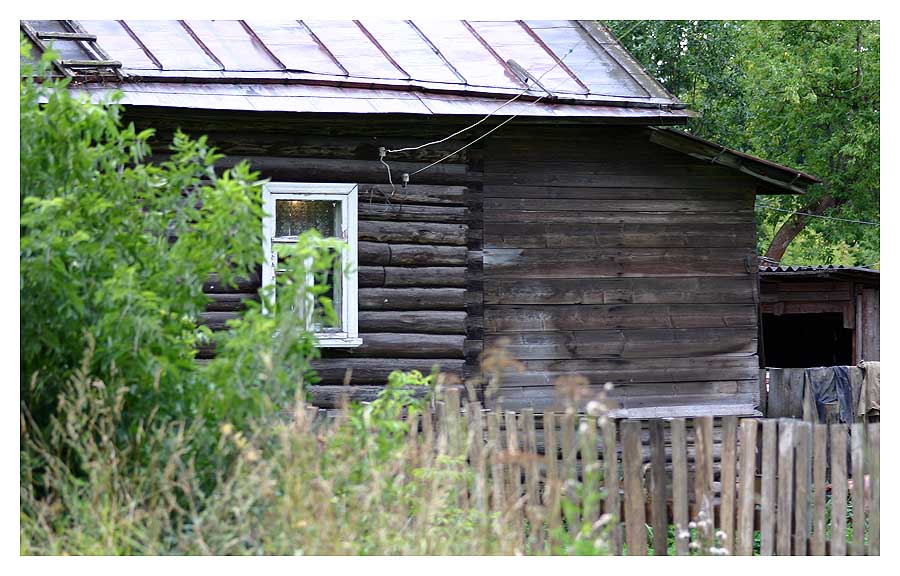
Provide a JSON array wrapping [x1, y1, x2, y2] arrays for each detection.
[[762, 312, 853, 368]]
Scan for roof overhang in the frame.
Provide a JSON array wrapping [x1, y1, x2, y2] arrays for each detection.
[[649, 127, 822, 195]]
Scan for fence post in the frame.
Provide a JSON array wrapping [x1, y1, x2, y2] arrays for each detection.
[[868, 423, 879, 556], [543, 411, 561, 549], [649, 419, 668, 555], [811, 423, 827, 556], [694, 416, 714, 531], [720, 416, 738, 555], [737, 418, 758, 556], [561, 411, 578, 538], [622, 420, 647, 556], [850, 423, 866, 556], [830, 424, 848, 556], [670, 418, 690, 556], [793, 421, 811, 555], [776, 419, 795, 556], [760, 419, 778, 555], [601, 417, 622, 556], [580, 416, 600, 528]]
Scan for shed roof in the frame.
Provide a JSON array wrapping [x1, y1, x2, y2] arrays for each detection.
[[22, 19, 693, 121], [759, 264, 880, 284]]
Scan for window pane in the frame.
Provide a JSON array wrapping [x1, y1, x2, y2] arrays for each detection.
[[275, 199, 339, 238]]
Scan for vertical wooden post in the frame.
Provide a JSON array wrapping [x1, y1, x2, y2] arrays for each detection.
[[622, 420, 647, 556], [760, 419, 778, 555], [759, 368, 768, 417], [768, 369, 784, 418], [649, 419, 668, 556], [504, 411, 521, 507], [776, 420, 795, 556], [601, 417, 622, 556], [793, 421, 811, 555], [850, 423, 865, 556], [487, 410, 504, 513], [694, 416, 714, 530], [867, 423, 879, 556], [521, 408, 541, 552], [580, 416, 600, 526], [670, 418, 689, 556], [468, 403, 486, 514], [830, 424, 848, 556], [561, 411, 578, 538], [737, 419, 758, 556], [811, 423, 827, 556], [543, 411, 561, 547], [720, 416, 738, 555]]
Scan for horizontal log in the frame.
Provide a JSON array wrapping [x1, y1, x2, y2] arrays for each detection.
[[310, 358, 466, 385], [359, 266, 467, 288], [484, 222, 756, 249], [203, 271, 261, 294], [307, 385, 431, 408], [205, 292, 258, 312], [359, 242, 467, 266], [485, 327, 759, 360], [360, 288, 466, 310], [486, 304, 757, 332], [760, 302, 847, 315], [484, 210, 754, 224], [357, 184, 468, 205], [483, 197, 752, 212], [759, 291, 852, 303], [325, 333, 466, 359], [484, 248, 754, 278], [211, 155, 481, 185], [200, 311, 240, 331], [359, 311, 467, 334], [484, 277, 756, 305], [359, 203, 467, 223], [358, 221, 467, 245], [483, 170, 750, 189]]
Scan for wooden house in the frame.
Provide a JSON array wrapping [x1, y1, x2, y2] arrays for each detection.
[[22, 19, 822, 417]]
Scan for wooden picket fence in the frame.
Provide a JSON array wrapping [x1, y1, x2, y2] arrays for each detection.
[[309, 388, 880, 556]]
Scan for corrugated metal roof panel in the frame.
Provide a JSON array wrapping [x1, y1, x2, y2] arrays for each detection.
[[29, 19, 691, 118]]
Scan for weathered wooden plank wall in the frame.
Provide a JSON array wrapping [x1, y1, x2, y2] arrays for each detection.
[[481, 126, 762, 414]]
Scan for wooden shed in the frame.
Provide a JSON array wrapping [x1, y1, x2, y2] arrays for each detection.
[[23, 19, 822, 418], [759, 264, 879, 368]]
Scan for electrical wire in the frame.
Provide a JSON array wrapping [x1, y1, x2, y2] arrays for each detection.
[[385, 47, 577, 156], [757, 203, 879, 226]]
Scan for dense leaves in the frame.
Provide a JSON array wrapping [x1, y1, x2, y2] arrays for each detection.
[[606, 20, 879, 266]]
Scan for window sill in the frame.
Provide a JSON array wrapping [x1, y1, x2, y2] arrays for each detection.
[[315, 335, 363, 348]]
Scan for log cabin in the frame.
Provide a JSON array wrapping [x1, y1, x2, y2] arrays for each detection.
[[22, 19, 822, 417]]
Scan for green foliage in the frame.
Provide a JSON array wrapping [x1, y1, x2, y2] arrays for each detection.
[[20, 37, 348, 485], [606, 20, 880, 266]]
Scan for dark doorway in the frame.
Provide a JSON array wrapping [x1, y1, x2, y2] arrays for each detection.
[[762, 313, 853, 368]]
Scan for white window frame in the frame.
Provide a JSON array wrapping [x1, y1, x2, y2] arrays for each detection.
[[262, 182, 361, 348]]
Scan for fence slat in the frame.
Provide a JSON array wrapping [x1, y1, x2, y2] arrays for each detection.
[[580, 416, 600, 527], [793, 421, 811, 555], [694, 416, 714, 529], [737, 419, 758, 556], [776, 420, 795, 556], [561, 411, 578, 538], [670, 419, 689, 556], [601, 417, 622, 556], [649, 419, 668, 555], [487, 410, 504, 512], [830, 424, 848, 556], [543, 411, 561, 547], [467, 403, 486, 514], [811, 423, 827, 556], [760, 419, 778, 555], [720, 416, 738, 555], [850, 423, 865, 556], [868, 423, 879, 556], [504, 411, 522, 506], [622, 420, 647, 556]]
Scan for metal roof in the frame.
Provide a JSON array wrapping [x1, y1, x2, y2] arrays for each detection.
[[759, 264, 880, 283], [649, 127, 822, 194], [23, 19, 693, 120]]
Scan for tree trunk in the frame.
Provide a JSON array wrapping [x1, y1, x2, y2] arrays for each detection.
[[764, 194, 845, 262]]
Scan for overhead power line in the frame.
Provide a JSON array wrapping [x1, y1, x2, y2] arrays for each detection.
[[757, 203, 879, 226]]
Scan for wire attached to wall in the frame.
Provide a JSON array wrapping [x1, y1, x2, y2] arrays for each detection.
[[381, 45, 580, 187], [756, 203, 879, 226]]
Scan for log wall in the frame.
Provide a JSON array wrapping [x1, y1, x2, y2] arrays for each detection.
[[480, 126, 762, 415]]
